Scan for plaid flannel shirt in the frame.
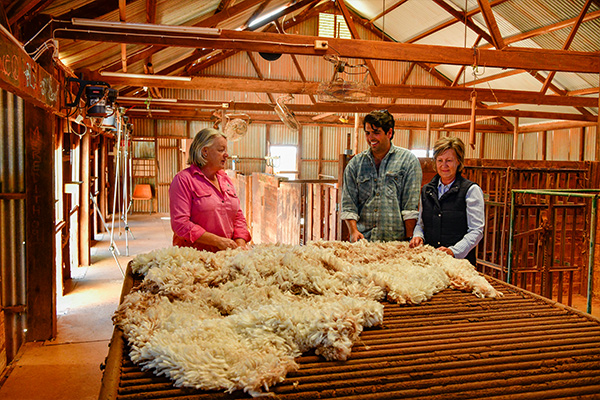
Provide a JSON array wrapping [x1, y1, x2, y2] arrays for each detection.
[[341, 145, 422, 241]]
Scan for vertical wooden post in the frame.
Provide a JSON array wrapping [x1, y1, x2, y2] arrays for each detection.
[[79, 129, 91, 267], [479, 131, 486, 159], [580, 127, 586, 161], [597, 87, 600, 161], [353, 112, 359, 155], [296, 125, 302, 179], [425, 114, 431, 156], [318, 126, 323, 178], [541, 130, 548, 161], [512, 116, 519, 160], [25, 104, 56, 341], [99, 135, 107, 230]]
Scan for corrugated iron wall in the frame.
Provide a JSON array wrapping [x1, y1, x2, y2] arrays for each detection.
[[0, 90, 26, 364]]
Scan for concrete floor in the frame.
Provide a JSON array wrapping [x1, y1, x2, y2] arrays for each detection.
[[0, 213, 173, 400], [0, 213, 598, 400]]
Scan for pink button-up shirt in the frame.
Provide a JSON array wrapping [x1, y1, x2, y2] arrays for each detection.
[[169, 164, 251, 252]]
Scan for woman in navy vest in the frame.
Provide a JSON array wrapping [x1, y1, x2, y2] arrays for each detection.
[[409, 137, 485, 265]]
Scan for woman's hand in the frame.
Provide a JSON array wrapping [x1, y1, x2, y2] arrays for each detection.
[[214, 237, 238, 250], [438, 246, 455, 257], [409, 236, 423, 248], [234, 238, 249, 250]]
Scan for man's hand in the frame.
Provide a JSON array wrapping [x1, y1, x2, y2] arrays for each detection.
[[349, 230, 365, 243], [409, 236, 423, 248], [345, 219, 364, 243]]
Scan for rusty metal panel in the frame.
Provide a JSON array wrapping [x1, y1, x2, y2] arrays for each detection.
[[301, 161, 319, 180], [131, 118, 154, 138], [156, 138, 180, 213], [269, 124, 298, 145], [156, 120, 186, 137], [0, 90, 26, 364], [301, 125, 319, 161], [483, 132, 512, 159], [322, 127, 342, 161]]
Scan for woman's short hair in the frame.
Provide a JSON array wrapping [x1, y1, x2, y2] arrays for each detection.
[[363, 109, 395, 139], [187, 128, 227, 167], [433, 136, 466, 173]]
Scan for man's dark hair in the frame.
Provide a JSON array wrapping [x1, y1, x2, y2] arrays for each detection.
[[363, 109, 395, 139]]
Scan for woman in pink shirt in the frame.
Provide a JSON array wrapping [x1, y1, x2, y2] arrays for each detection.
[[169, 128, 251, 252]]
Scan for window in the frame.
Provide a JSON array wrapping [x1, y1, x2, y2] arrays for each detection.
[[411, 149, 434, 158], [269, 145, 298, 180], [318, 13, 352, 39]]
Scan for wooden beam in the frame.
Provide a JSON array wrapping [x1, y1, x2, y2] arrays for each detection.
[[25, 101, 56, 341], [55, 25, 600, 73], [568, 87, 599, 96], [540, 0, 592, 94], [597, 82, 600, 161], [337, 0, 381, 86], [480, 9, 600, 49], [408, 0, 510, 43], [512, 116, 519, 159], [0, 25, 59, 111], [119, 0, 127, 72], [476, 0, 506, 49], [518, 120, 597, 134], [431, 0, 495, 45], [246, 51, 275, 104], [240, 0, 271, 30], [369, 0, 409, 23], [275, 20, 316, 104], [92, 73, 598, 108], [117, 96, 597, 122], [7, 0, 49, 25]]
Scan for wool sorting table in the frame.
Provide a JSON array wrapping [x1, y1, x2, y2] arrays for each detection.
[[99, 263, 600, 400]]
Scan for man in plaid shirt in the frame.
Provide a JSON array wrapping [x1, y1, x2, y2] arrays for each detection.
[[341, 110, 422, 242]]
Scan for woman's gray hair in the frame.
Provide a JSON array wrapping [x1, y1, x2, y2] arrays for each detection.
[[433, 136, 466, 174], [187, 128, 227, 167]]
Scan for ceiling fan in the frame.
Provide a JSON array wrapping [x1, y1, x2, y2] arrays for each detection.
[[317, 55, 371, 103], [223, 113, 251, 141], [274, 94, 300, 131]]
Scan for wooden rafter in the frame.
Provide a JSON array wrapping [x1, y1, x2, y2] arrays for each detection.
[[182, 0, 327, 76], [275, 20, 316, 104], [246, 51, 275, 104], [540, 0, 592, 94], [480, 9, 600, 49], [55, 15, 600, 72], [369, 0, 409, 23], [476, 0, 506, 49], [337, 0, 381, 86], [57, 0, 136, 21], [240, 0, 272, 30], [408, 0, 510, 43], [215, 0, 235, 14], [118, 99, 596, 126], [7, 0, 50, 25], [119, 0, 127, 72], [88, 72, 598, 109], [430, 0, 495, 46]]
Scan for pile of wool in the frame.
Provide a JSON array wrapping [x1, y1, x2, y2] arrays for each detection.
[[115, 241, 501, 396]]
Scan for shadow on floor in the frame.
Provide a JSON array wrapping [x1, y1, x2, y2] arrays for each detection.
[[0, 213, 172, 400]]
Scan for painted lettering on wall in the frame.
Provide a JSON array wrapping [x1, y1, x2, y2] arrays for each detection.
[[0, 37, 59, 109], [30, 126, 43, 243]]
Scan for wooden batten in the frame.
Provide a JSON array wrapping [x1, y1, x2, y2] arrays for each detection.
[[25, 103, 56, 341]]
